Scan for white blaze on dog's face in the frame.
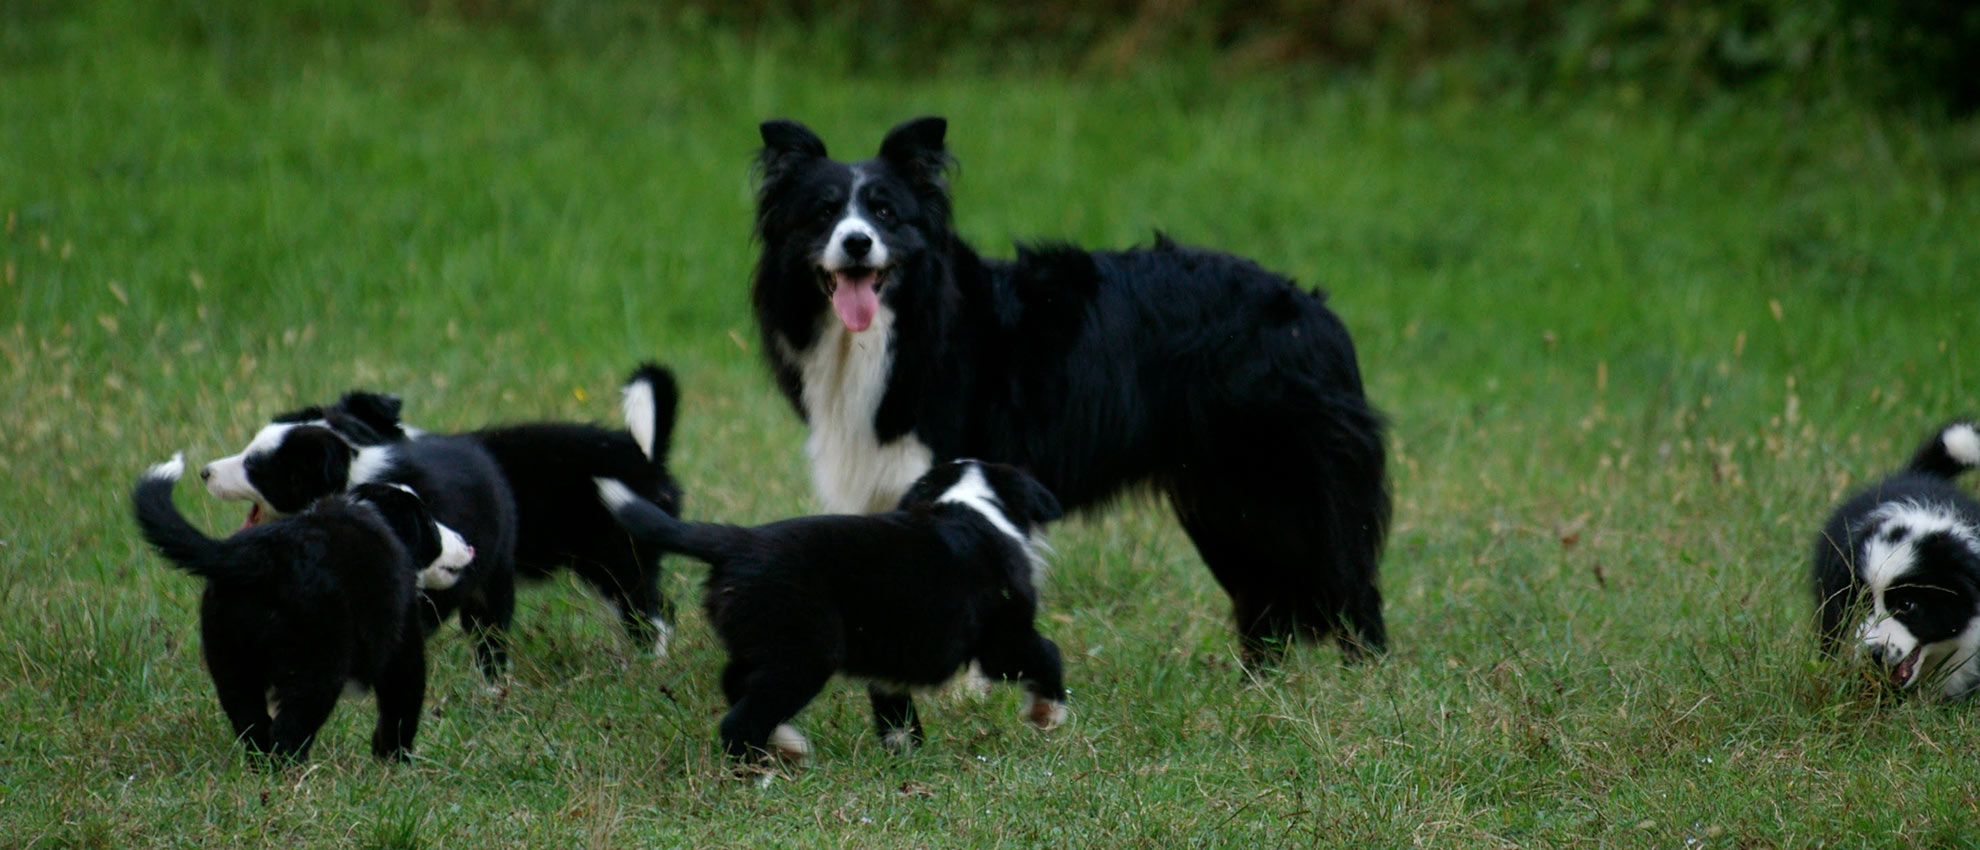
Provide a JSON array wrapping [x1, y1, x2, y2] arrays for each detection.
[[1853, 502, 1980, 694], [419, 520, 474, 590], [201, 422, 302, 509], [816, 169, 896, 335]]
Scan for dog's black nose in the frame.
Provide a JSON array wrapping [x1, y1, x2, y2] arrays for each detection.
[[199, 465, 212, 481], [841, 232, 872, 259]]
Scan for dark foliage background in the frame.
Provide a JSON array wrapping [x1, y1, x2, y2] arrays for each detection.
[[15, 0, 1968, 111]]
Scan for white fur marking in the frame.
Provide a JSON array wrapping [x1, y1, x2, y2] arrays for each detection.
[[1944, 423, 1980, 467], [346, 444, 396, 487], [145, 453, 186, 482], [821, 173, 890, 273], [769, 724, 812, 762], [594, 477, 641, 514], [1023, 695, 1068, 730], [936, 464, 1026, 544], [791, 309, 933, 514], [419, 521, 473, 590], [621, 376, 658, 460], [881, 727, 917, 754], [649, 616, 672, 660]]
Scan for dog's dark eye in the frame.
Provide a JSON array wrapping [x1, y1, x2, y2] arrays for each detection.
[[869, 201, 896, 224], [1892, 598, 1918, 615]]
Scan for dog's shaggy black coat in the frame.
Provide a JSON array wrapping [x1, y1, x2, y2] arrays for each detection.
[[133, 458, 457, 762], [1812, 420, 1980, 696], [205, 409, 520, 681], [751, 116, 1391, 663], [597, 460, 1069, 761], [311, 364, 687, 656]]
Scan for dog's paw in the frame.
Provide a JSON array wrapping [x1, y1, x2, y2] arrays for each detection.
[[648, 618, 673, 663], [880, 726, 919, 755], [769, 724, 812, 764], [1022, 695, 1068, 731]]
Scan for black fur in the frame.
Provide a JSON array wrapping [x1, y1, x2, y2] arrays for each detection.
[[133, 462, 449, 763], [598, 460, 1068, 761], [302, 363, 686, 655], [1812, 421, 1980, 673], [751, 116, 1391, 664]]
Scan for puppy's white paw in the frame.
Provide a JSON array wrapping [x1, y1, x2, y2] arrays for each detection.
[[881, 727, 918, 755], [1023, 695, 1068, 731], [769, 724, 811, 764]]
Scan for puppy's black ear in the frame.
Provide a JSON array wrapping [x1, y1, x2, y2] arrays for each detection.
[[335, 391, 406, 443], [1021, 474, 1063, 524], [878, 116, 952, 191], [271, 405, 327, 425], [757, 119, 828, 184]]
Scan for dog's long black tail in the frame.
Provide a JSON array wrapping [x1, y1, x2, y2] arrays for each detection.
[[130, 453, 239, 581], [621, 362, 681, 466], [1904, 420, 1980, 480], [595, 477, 748, 565]]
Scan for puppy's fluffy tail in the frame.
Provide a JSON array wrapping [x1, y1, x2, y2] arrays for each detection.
[[130, 454, 237, 581], [1904, 420, 1980, 480], [595, 477, 745, 565], [621, 363, 680, 465]]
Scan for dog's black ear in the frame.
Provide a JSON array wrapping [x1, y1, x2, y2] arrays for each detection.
[[355, 484, 439, 565], [1019, 473, 1063, 525], [262, 428, 355, 513], [271, 405, 326, 425], [757, 119, 828, 183], [334, 391, 406, 443], [878, 116, 951, 191]]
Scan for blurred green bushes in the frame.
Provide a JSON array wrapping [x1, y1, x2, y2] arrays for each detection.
[[10, 0, 1977, 112]]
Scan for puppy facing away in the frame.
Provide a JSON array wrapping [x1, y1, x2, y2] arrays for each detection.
[[301, 364, 688, 657], [201, 397, 520, 682], [596, 460, 1069, 763], [132, 455, 475, 762], [750, 116, 1390, 666], [1813, 420, 1980, 698]]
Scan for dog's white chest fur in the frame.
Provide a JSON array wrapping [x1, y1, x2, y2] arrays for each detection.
[[790, 306, 932, 514]]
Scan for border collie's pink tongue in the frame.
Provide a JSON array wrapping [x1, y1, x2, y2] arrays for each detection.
[[1893, 648, 1922, 687], [830, 270, 880, 332], [240, 504, 263, 530]]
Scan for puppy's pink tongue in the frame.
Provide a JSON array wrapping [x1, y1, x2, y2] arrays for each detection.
[[240, 503, 263, 530], [830, 271, 880, 333]]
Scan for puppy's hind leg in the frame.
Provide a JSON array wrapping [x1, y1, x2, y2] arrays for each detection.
[[209, 667, 275, 757], [369, 628, 427, 762], [717, 661, 832, 766], [979, 630, 1069, 731], [867, 683, 924, 753], [459, 570, 517, 689], [266, 678, 341, 764]]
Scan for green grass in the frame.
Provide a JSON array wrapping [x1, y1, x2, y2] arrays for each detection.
[[5, 6, 1980, 848]]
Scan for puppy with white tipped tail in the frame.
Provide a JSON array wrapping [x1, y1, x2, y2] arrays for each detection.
[[597, 459, 1070, 764], [132, 454, 474, 763], [1813, 420, 1980, 698]]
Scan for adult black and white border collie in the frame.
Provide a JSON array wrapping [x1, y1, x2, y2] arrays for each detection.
[[133, 455, 475, 762], [1813, 420, 1980, 698], [596, 459, 1069, 763], [296, 365, 688, 658], [750, 116, 1391, 664], [202, 394, 521, 682]]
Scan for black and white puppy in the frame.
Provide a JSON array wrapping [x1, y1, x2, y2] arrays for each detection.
[[201, 398, 520, 681], [596, 459, 1068, 763], [297, 365, 687, 657], [750, 116, 1391, 665], [1813, 420, 1980, 698], [132, 454, 475, 762]]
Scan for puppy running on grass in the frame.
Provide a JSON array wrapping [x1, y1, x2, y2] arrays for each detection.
[[597, 459, 1068, 764]]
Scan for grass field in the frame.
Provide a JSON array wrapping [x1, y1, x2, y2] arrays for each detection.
[[4, 6, 1979, 848]]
